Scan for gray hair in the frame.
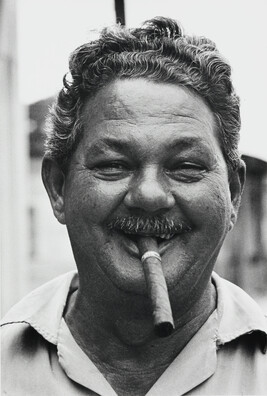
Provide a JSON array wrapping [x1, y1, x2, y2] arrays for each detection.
[[45, 17, 241, 172]]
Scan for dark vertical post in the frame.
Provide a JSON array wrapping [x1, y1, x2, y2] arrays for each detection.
[[115, 0, 125, 25]]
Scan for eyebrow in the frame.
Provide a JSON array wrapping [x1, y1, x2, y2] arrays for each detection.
[[86, 135, 213, 156], [168, 136, 212, 151], [86, 138, 133, 156]]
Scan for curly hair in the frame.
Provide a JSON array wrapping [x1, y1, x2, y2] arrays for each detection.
[[45, 16, 241, 172]]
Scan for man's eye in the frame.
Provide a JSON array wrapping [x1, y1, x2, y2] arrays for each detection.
[[98, 163, 125, 170], [177, 163, 204, 170], [166, 162, 206, 181], [93, 162, 131, 178]]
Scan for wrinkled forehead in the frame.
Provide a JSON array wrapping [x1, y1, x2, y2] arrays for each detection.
[[82, 78, 217, 129]]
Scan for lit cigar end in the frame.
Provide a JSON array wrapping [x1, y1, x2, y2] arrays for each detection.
[[137, 236, 174, 337]]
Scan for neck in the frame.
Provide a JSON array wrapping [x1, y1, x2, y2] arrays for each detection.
[[64, 272, 216, 371]]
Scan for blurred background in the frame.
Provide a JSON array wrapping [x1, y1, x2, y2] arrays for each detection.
[[1, 0, 267, 315]]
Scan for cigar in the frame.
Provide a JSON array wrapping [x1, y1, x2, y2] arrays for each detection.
[[137, 236, 174, 337]]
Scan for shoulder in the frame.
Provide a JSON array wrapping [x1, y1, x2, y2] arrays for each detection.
[[215, 332, 267, 394], [212, 272, 267, 372], [1, 271, 77, 326], [196, 274, 267, 394], [1, 320, 62, 395], [213, 272, 267, 346], [1, 271, 78, 344], [1, 321, 45, 363], [1, 272, 78, 395]]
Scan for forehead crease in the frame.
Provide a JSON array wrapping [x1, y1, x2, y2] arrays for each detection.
[[99, 106, 212, 129], [95, 90, 136, 121], [98, 83, 199, 117], [103, 97, 194, 117]]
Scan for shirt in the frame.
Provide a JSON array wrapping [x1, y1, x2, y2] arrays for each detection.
[[1, 271, 267, 395]]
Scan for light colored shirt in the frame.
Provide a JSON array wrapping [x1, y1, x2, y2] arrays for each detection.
[[1, 271, 267, 395]]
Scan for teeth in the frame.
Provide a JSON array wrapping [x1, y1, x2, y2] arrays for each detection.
[[122, 230, 175, 240], [165, 234, 174, 239], [156, 233, 174, 240]]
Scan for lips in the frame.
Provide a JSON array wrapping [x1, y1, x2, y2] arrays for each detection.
[[107, 216, 192, 257]]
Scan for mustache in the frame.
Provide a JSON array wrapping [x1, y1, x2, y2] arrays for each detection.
[[107, 216, 192, 235]]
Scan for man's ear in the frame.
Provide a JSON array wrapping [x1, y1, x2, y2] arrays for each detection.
[[42, 156, 66, 224], [228, 159, 246, 231]]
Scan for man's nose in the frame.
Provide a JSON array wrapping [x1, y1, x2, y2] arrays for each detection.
[[124, 167, 175, 213]]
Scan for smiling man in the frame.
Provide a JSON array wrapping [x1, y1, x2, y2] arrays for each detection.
[[1, 17, 267, 395]]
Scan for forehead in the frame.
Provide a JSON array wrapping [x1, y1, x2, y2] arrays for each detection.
[[80, 78, 222, 156], [84, 79, 215, 125]]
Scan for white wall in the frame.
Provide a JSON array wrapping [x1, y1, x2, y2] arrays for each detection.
[[1, 0, 29, 314]]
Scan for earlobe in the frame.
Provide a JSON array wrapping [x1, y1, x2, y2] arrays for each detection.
[[229, 159, 246, 229], [228, 212, 237, 231], [41, 157, 66, 224]]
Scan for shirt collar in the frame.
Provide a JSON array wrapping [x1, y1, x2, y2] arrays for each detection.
[[212, 272, 267, 353], [58, 319, 118, 396], [1, 271, 266, 351], [58, 310, 218, 396]]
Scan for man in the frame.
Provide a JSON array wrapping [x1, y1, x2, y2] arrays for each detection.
[[1, 17, 266, 395]]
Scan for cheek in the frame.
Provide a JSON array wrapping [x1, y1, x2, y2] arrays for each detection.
[[179, 178, 232, 232], [64, 175, 129, 224]]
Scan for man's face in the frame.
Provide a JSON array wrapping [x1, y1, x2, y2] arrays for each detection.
[[61, 79, 235, 300]]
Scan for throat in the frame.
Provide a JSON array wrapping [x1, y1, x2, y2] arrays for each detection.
[[114, 316, 155, 346]]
